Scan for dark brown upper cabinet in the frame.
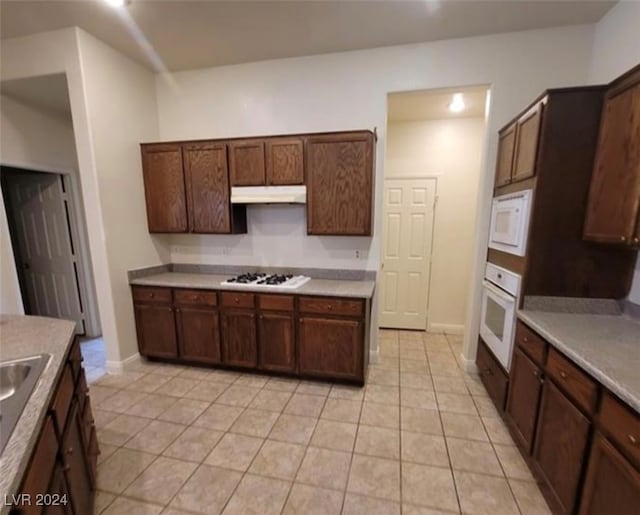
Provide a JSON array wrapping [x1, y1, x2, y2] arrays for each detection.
[[512, 101, 544, 182], [493, 100, 544, 188], [306, 131, 375, 236], [141, 142, 246, 234], [141, 143, 188, 232], [584, 65, 640, 247], [229, 139, 266, 186], [495, 123, 517, 187], [266, 137, 304, 185]]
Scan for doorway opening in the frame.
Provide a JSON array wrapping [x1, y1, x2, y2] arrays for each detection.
[[380, 85, 489, 334], [1, 73, 105, 379]]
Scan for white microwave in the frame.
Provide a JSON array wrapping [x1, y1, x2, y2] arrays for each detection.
[[488, 189, 533, 256]]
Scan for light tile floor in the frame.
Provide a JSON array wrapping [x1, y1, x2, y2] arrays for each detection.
[[81, 337, 108, 383], [88, 330, 551, 515]]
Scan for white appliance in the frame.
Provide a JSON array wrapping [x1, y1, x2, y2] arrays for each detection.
[[230, 185, 306, 204], [221, 272, 311, 289], [488, 189, 533, 256], [479, 263, 521, 371]]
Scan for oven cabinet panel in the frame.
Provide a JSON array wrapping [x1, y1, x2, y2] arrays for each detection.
[[258, 312, 296, 373], [532, 380, 591, 515], [505, 346, 544, 453], [298, 316, 363, 383], [579, 434, 640, 515], [476, 338, 509, 412], [512, 101, 544, 183], [221, 310, 258, 368]]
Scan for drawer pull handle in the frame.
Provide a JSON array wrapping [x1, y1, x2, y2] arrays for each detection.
[[559, 371, 568, 379], [629, 434, 638, 446], [327, 305, 333, 310], [149, 293, 155, 298]]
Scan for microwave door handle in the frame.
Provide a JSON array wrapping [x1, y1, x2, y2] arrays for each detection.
[[483, 280, 515, 303]]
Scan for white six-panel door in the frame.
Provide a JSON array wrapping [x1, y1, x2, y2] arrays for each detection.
[[6, 172, 85, 333], [379, 178, 436, 330]]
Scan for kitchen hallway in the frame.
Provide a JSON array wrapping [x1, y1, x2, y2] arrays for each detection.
[[88, 330, 546, 514]]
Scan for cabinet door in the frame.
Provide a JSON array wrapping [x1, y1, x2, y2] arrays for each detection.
[[298, 316, 363, 382], [44, 463, 72, 515], [512, 102, 544, 182], [584, 77, 640, 245], [134, 304, 178, 359], [579, 434, 640, 515], [506, 346, 543, 453], [221, 310, 257, 368], [258, 312, 295, 373], [533, 380, 591, 515], [141, 143, 188, 232], [183, 142, 231, 233], [495, 123, 517, 187], [62, 402, 93, 515], [306, 132, 374, 235], [266, 138, 304, 185], [229, 140, 266, 186], [176, 306, 222, 364]]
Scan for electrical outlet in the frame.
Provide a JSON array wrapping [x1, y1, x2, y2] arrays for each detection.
[[355, 250, 361, 259]]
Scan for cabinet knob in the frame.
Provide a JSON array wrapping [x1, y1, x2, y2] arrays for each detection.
[[62, 464, 71, 472], [629, 434, 638, 446], [191, 295, 199, 300], [533, 370, 539, 377], [66, 447, 73, 455], [523, 337, 528, 343], [150, 292, 155, 298], [327, 305, 333, 310], [633, 238, 639, 245], [620, 236, 627, 242], [234, 298, 239, 303], [559, 371, 568, 379]]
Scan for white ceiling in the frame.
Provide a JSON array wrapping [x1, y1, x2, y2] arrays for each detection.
[[388, 86, 488, 122], [0, 1, 615, 73], [1, 74, 72, 115]]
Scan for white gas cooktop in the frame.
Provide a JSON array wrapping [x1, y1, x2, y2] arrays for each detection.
[[221, 273, 311, 290]]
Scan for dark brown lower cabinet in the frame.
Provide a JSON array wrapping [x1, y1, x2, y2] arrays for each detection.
[[506, 346, 544, 452], [61, 402, 93, 515], [176, 306, 221, 364], [298, 316, 363, 382], [221, 310, 257, 368], [475, 338, 508, 411], [134, 303, 178, 359], [43, 463, 72, 515], [579, 434, 640, 515], [258, 312, 295, 373], [533, 380, 591, 515]]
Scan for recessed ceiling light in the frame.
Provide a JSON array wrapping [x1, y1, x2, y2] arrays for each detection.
[[104, 0, 129, 8], [449, 93, 465, 113]]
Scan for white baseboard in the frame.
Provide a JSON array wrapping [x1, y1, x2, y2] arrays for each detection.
[[427, 322, 464, 335], [460, 353, 479, 374], [106, 352, 141, 374], [369, 349, 379, 364]]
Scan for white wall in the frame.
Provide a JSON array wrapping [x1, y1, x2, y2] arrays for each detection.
[[588, 1, 640, 304], [0, 93, 79, 315], [156, 25, 595, 359], [1, 28, 169, 366], [385, 117, 485, 332]]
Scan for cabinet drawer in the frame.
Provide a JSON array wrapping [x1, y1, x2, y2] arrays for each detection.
[[546, 347, 597, 414], [51, 364, 75, 435], [476, 338, 509, 411], [76, 370, 89, 414], [174, 289, 217, 307], [299, 297, 364, 317], [132, 286, 172, 304], [258, 294, 294, 312], [221, 291, 255, 309], [600, 392, 640, 468], [19, 416, 58, 515], [515, 321, 546, 365]]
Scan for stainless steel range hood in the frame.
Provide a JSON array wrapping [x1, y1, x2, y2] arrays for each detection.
[[230, 185, 307, 204]]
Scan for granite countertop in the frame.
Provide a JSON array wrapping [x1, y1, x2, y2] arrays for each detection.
[[0, 315, 76, 510], [518, 309, 640, 413], [130, 272, 376, 299]]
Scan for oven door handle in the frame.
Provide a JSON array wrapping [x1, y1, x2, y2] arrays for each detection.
[[482, 280, 515, 303]]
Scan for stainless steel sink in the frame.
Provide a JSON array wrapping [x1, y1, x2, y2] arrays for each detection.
[[0, 354, 50, 453]]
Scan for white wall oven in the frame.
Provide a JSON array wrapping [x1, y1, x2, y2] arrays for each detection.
[[479, 263, 522, 371], [488, 189, 533, 256]]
